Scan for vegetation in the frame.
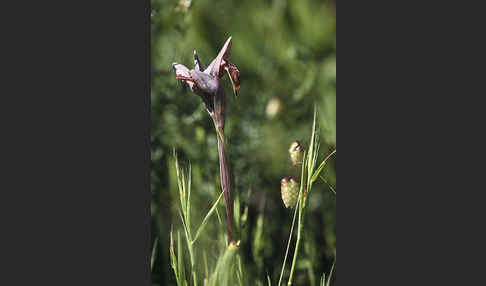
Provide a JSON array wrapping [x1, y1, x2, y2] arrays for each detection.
[[151, 1, 336, 285]]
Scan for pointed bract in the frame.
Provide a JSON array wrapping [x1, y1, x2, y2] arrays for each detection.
[[204, 36, 232, 77]]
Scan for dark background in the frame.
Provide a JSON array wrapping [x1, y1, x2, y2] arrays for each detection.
[[2, 0, 484, 285], [1, 0, 151, 285]]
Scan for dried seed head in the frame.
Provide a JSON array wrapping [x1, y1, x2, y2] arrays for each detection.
[[281, 177, 299, 208], [289, 140, 304, 166]]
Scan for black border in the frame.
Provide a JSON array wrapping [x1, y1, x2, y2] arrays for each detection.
[[2, 1, 152, 284]]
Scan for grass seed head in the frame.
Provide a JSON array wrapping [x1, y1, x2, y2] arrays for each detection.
[[281, 177, 299, 208], [289, 140, 304, 166]]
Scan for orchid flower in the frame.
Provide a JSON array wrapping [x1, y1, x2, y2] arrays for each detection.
[[172, 36, 240, 242]]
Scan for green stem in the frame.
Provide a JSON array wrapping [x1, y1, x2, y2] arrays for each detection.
[[192, 270, 198, 286], [183, 210, 197, 286], [277, 192, 301, 286], [187, 239, 196, 286], [278, 152, 307, 286], [287, 201, 303, 285]]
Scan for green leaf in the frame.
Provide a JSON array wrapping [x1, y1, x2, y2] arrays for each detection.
[[177, 231, 186, 286], [311, 149, 336, 184], [326, 260, 335, 286], [209, 243, 239, 286], [187, 163, 192, 234], [169, 230, 180, 285], [151, 237, 159, 272], [193, 191, 224, 243]]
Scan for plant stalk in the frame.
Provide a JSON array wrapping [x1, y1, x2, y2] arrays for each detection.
[[287, 145, 309, 285], [187, 240, 197, 286], [287, 201, 303, 285], [277, 191, 301, 286]]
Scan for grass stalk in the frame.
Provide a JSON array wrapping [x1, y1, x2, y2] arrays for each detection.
[[285, 107, 324, 286], [287, 202, 303, 285], [278, 151, 307, 286], [174, 152, 199, 286]]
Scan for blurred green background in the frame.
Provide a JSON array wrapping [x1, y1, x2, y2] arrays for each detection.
[[151, 0, 335, 285]]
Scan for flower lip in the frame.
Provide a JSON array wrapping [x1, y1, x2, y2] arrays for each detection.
[[173, 62, 195, 90]]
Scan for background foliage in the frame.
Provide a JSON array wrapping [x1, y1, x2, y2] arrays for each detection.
[[151, 0, 336, 285]]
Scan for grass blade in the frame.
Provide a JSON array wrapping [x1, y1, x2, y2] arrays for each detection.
[[203, 250, 209, 280], [187, 164, 192, 234], [209, 242, 239, 286], [174, 151, 187, 221], [326, 260, 335, 286], [177, 231, 186, 285], [193, 191, 224, 244], [237, 254, 244, 286], [151, 236, 159, 272], [170, 230, 180, 285], [311, 150, 336, 184], [319, 175, 336, 195]]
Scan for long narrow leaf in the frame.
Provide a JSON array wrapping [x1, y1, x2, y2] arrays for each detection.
[[193, 191, 224, 244], [319, 175, 336, 195], [177, 231, 186, 285], [237, 254, 244, 286], [234, 189, 241, 234], [179, 210, 190, 242], [326, 260, 335, 286], [174, 151, 186, 219], [209, 242, 239, 286], [187, 164, 192, 234], [169, 230, 180, 285], [306, 107, 320, 192], [203, 250, 209, 279], [311, 150, 336, 184], [151, 237, 159, 272], [215, 205, 223, 226]]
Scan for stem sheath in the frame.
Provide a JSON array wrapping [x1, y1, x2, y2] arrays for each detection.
[[216, 129, 234, 243]]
